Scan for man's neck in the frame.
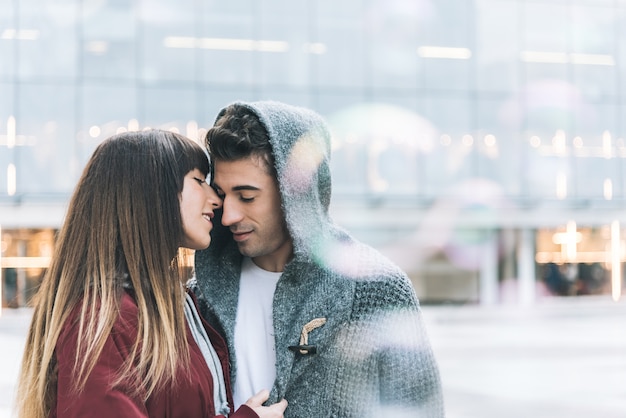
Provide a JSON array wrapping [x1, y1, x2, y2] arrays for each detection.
[[251, 249, 293, 273]]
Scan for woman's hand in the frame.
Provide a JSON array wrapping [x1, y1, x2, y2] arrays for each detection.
[[244, 389, 288, 418]]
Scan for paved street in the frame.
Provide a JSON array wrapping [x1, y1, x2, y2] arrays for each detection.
[[0, 308, 32, 418], [1, 296, 625, 417], [424, 296, 626, 418]]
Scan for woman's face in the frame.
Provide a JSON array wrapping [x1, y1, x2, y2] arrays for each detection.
[[179, 168, 222, 250]]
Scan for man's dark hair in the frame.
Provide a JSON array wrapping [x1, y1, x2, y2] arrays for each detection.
[[205, 104, 276, 176]]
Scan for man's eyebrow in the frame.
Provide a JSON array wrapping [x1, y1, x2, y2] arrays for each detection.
[[232, 185, 261, 192]]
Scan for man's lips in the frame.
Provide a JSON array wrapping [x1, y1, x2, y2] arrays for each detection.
[[231, 231, 252, 242]]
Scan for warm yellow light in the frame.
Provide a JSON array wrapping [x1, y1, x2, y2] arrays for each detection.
[[128, 119, 139, 131], [552, 221, 581, 261], [570, 53, 615, 66], [603, 131, 612, 158], [85, 41, 109, 55], [199, 38, 254, 50], [529, 136, 541, 148], [186, 120, 199, 142], [536, 251, 613, 264], [552, 130, 566, 154], [556, 172, 567, 200], [7, 116, 16, 149], [163, 36, 289, 52], [0, 29, 15, 39], [604, 179, 613, 200], [163, 36, 196, 48], [1, 29, 39, 40], [88, 125, 101, 138], [573, 136, 583, 148], [256, 40, 289, 52], [7, 164, 16, 196], [520, 51, 568, 64], [417, 46, 472, 59], [520, 51, 615, 66], [304, 43, 327, 54], [0, 256, 51, 269], [484, 134, 496, 147]]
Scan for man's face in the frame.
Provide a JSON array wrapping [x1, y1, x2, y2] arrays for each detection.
[[212, 156, 293, 272]]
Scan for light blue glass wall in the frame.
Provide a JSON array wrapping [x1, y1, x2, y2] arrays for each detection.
[[2, 0, 625, 210], [2, 0, 626, 304]]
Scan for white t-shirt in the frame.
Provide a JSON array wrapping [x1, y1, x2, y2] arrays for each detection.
[[232, 257, 281, 409]]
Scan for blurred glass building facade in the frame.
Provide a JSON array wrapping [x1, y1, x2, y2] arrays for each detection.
[[2, 0, 626, 307]]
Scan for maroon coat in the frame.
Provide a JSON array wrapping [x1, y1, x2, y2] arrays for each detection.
[[50, 291, 257, 418]]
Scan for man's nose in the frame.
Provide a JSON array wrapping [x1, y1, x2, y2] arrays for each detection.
[[220, 197, 243, 226]]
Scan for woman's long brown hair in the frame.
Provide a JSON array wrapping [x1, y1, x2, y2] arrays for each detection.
[[15, 130, 210, 418]]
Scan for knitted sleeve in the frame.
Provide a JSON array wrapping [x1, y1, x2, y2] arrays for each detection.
[[332, 275, 445, 417]]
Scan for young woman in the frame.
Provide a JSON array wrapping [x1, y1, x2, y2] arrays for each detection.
[[15, 130, 287, 418]]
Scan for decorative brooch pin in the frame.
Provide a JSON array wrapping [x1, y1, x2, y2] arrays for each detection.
[[288, 317, 327, 355]]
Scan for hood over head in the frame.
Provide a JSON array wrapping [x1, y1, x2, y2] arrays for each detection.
[[212, 100, 342, 265]]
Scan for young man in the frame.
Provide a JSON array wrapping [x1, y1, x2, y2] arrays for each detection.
[[191, 101, 445, 417]]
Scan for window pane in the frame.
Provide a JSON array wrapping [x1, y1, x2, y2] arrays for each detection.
[[417, 0, 473, 90], [142, 86, 195, 134], [420, 96, 472, 196], [18, 0, 79, 79], [314, 0, 367, 88], [80, 83, 138, 163], [82, 0, 137, 80], [476, 97, 523, 196], [522, 2, 569, 83], [366, 0, 420, 89], [199, 2, 256, 85], [258, 1, 311, 87], [0, 83, 15, 196], [0, 2, 16, 78], [139, 0, 196, 82], [317, 93, 369, 197], [17, 83, 76, 194], [571, 4, 616, 99], [476, 0, 519, 93]]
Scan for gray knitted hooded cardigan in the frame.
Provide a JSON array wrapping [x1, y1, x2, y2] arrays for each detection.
[[191, 101, 445, 418]]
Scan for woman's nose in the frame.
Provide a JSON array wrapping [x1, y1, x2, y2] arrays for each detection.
[[206, 186, 222, 208]]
